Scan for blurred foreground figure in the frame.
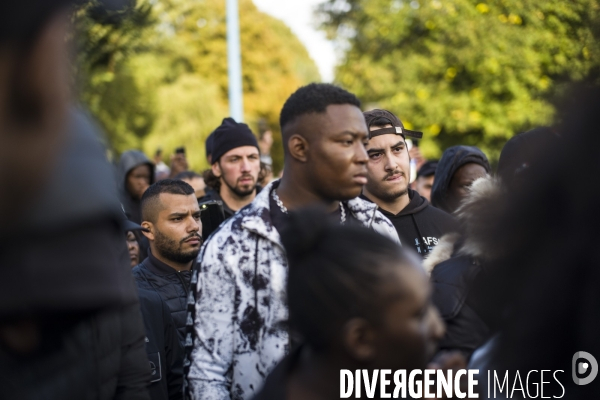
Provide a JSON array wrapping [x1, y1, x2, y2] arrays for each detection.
[[186, 84, 398, 400], [431, 146, 490, 214], [0, 2, 150, 398], [254, 209, 444, 399], [361, 109, 457, 257], [467, 87, 599, 398]]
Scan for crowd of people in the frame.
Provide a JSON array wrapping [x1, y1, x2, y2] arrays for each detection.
[[2, 1, 600, 400]]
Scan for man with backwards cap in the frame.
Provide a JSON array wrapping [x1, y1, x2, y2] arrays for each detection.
[[361, 109, 457, 257], [198, 118, 261, 220]]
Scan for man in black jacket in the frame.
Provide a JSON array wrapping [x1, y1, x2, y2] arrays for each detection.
[[361, 109, 457, 257], [199, 117, 261, 220], [133, 179, 202, 344]]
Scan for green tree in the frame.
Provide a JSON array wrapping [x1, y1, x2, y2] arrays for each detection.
[[74, 0, 321, 173], [319, 0, 600, 159]]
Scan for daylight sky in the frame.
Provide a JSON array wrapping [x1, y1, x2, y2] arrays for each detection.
[[252, 0, 337, 82]]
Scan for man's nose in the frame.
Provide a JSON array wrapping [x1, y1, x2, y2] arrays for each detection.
[[354, 142, 369, 164], [187, 216, 201, 232], [384, 152, 399, 171], [240, 157, 251, 172]]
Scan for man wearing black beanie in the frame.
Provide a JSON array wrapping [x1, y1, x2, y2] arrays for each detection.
[[199, 117, 261, 219]]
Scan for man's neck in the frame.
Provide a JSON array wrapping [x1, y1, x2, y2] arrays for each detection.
[[363, 188, 410, 215], [276, 175, 339, 213], [219, 185, 256, 212], [150, 248, 192, 272]]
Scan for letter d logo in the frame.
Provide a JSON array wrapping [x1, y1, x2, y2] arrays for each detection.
[[572, 351, 598, 385]]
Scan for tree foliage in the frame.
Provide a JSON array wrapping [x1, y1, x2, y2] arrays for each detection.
[[319, 0, 600, 159], [74, 0, 320, 172]]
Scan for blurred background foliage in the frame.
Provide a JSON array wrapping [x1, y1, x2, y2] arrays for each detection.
[[73, 0, 320, 172], [74, 0, 600, 170], [318, 0, 600, 160]]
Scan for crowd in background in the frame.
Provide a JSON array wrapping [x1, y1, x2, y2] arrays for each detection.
[[1, 1, 600, 400]]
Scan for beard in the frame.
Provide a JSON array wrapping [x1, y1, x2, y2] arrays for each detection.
[[154, 229, 201, 264], [222, 174, 256, 197], [366, 171, 409, 203]]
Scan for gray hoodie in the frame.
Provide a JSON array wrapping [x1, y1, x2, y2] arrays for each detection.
[[118, 150, 155, 224]]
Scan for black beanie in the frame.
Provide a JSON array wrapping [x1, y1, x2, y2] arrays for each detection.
[[211, 117, 259, 163]]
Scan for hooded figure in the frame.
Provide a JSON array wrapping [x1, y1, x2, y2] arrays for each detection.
[[118, 150, 155, 224], [431, 145, 490, 214]]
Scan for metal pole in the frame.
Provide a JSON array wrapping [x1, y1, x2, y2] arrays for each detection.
[[226, 0, 244, 122]]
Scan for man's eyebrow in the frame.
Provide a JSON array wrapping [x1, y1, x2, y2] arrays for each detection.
[[367, 140, 405, 154], [168, 212, 188, 218], [334, 130, 367, 138]]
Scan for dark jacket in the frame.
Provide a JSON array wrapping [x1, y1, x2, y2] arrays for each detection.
[[361, 189, 457, 257], [0, 109, 150, 399], [198, 185, 263, 221], [430, 145, 490, 214], [138, 288, 184, 400], [118, 150, 155, 224], [133, 251, 191, 345], [424, 176, 499, 359]]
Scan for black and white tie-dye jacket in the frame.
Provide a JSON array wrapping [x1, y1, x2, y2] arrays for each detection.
[[186, 180, 399, 400]]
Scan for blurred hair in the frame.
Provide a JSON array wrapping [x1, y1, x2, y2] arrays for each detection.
[[279, 83, 361, 130], [281, 208, 411, 352], [174, 171, 201, 181], [140, 179, 194, 222], [470, 85, 600, 397]]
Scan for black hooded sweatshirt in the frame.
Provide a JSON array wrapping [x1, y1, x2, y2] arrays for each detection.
[[361, 189, 457, 257], [118, 150, 155, 224], [430, 145, 490, 214]]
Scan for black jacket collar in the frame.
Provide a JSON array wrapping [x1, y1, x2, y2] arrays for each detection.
[[142, 250, 187, 276]]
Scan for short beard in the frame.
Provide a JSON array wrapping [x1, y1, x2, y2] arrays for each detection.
[[365, 178, 409, 203], [154, 228, 201, 264], [222, 175, 256, 197]]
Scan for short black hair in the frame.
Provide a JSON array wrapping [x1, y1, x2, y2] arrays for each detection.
[[279, 83, 361, 130], [141, 179, 195, 222], [281, 208, 412, 352], [174, 171, 201, 181]]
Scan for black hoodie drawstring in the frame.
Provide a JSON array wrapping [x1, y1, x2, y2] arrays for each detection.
[[411, 214, 429, 255]]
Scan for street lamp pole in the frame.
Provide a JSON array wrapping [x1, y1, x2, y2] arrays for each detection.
[[226, 0, 244, 122]]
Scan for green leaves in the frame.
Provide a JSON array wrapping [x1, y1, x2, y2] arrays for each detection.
[[320, 0, 600, 160], [74, 0, 320, 173]]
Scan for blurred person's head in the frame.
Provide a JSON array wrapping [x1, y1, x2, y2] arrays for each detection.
[[125, 231, 139, 267], [497, 127, 559, 189], [174, 170, 206, 199], [209, 117, 260, 199], [414, 160, 438, 202], [119, 150, 154, 201], [431, 146, 490, 214], [140, 179, 201, 270], [258, 128, 273, 155], [154, 148, 163, 163], [0, 1, 74, 227], [279, 83, 368, 201], [282, 209, 444, 372], [362, 109, 423, 207], [468, 86, 599, 398]]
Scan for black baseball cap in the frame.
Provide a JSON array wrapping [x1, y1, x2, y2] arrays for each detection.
[[363, 109, 423, 140]]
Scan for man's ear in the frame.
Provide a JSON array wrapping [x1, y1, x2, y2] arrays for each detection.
[[211, 162, 221, 178], [287, 134, 309, 163], [141, 222, 154, 241], [341, 318, 377, 362]]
